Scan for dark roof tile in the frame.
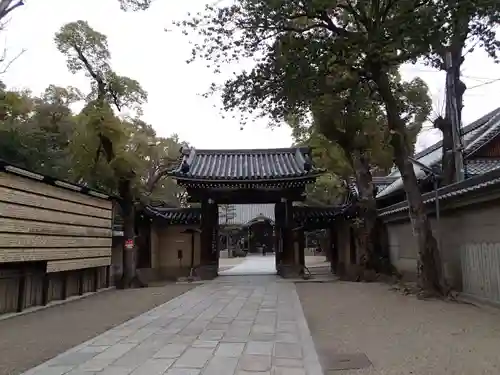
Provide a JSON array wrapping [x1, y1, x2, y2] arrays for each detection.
[[466, 159, 500, 176], [170, 147, 323, 182]]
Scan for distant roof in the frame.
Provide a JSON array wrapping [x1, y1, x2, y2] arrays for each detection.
[[245, 214, 275, 226], [0, 159, 113, 200], [169, 147, 323, 183], [377, 107, 500, 198], [379, 167, 500, 217], [219, 204, 275, 226]]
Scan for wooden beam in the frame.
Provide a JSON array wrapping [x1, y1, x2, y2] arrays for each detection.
[[187, 188, 307, 204]]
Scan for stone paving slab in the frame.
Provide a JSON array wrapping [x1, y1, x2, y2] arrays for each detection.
[[21, 277, 322, 375]]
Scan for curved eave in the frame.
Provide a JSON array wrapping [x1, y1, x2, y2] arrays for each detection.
[[170, 171, 325, 185]]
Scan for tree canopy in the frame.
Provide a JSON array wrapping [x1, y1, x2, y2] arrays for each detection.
[[177, 0, 450, 293], [0, 82, 186, 206]]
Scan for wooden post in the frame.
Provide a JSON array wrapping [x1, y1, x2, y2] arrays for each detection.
[[199, 199, 218, 279], [16, 271, 26, 313], [298, 229, 305, 269], [200, 199, 211, 266], [276, 200, 299, 277], [274, 203, 285, 272], [211, 202, 219, 265], [329, 226, 339, 274]]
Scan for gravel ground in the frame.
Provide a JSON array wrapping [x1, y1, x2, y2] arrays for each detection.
[[0, 284, 194, 375], [296, 281, 500, 375]]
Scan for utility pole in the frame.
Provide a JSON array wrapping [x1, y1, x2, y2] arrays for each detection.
[[445, 51, 465, 182]]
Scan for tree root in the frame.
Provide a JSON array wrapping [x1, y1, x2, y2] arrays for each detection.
[[389, 280, 461, 302]]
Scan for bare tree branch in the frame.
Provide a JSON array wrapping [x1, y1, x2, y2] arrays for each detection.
[[0, 0, 24, 24], [0, 46, 25, 73]]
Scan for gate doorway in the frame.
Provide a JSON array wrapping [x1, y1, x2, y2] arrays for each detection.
[[139, 147, 348, 281]]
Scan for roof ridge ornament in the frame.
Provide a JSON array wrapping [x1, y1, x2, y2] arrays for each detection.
[[295, 147, 313, 171], [179, 146, 196, 173]]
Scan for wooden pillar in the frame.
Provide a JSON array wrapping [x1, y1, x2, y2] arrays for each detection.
[[276, 200, 300, 277], [16, 271, 26, 313], [274, 202, 284, 272], [200, 199, 211, 266], [329, 225, 339, 274], [210, 203, 219, 265], [297, 229, 305, 269], [199, 199, 218, 279]]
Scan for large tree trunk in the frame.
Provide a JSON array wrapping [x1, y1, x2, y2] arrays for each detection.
[[117, 178, 144, 289], [435, 115, 455, 185], [350, 150, 378, 280], [438, 47, 466, 186], [373, 68, 448, 296], [439, 4, 469, 185]]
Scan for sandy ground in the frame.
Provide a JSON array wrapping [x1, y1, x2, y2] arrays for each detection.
[[296, 281, 500, 375], [0, 284, 194, 375]]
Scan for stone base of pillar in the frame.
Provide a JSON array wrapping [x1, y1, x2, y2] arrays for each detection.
[[277, 264, 303, 279], [196, 264, 218, 280]]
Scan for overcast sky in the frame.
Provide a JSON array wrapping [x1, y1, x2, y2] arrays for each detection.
[[2, 0, 500, 152]]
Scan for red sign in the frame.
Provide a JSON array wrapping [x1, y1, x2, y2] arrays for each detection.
[[125, 239, 134, 249]]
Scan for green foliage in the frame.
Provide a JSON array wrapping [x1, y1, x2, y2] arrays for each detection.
[[177, 1, 438, 122], [0, 83, 186, 205], [290, 120, 349, 204], [424, 0, 500, 68], [55, 21, 111, 77]]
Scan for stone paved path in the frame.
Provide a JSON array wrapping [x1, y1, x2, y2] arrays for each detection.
[[22, 276, 322, 375]]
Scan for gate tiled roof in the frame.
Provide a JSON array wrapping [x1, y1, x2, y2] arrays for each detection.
[[169, 147, 323, 182]]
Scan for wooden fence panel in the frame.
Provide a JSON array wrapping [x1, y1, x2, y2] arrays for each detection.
[[461, 243, 500, 305]]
